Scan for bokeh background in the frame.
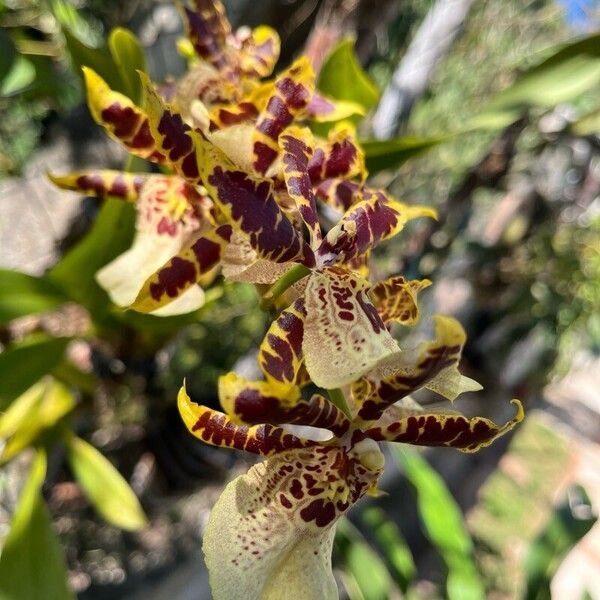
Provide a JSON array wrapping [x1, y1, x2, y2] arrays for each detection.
[[1, 0, 599, 598]]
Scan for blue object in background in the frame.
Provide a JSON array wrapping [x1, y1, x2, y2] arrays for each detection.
[[556, 0, 597, 27]]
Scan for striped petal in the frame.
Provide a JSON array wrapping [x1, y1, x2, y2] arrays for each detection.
[[317, 188, 436, 265], [280, 127, 322, 247], [303, 267, 399, 389], [370, 276, 432, 327], [202, 438, 383, 600], [83, 68, 163, 163], [364, 399, 524, 453], [178, 385, 317, 456], [259, 297, 308, 388], [130, 224, 232, 313], [238, 25, 281, 79], [48, 170, 146, 201], [308, 124, 366, 183], [140, 72, 202, 183], [218, 373, 351, 437], [182, 0, 231, 71], [354, 316, 482, 422], [252, 57, 314, 176], [190, 130, 316, 267]]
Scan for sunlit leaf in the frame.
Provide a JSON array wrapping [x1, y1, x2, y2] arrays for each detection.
[[335, 518, 391, 600], [478, 32, 600, 126], [0, 337, 70, 408], [570, 106, 600, 136], [0, 449, 74, 600], [108, 27, 147, 103], [0, 55, 36, 96], [361, 135, 449, 174], [0, 378, 75, 464], [524, 485, 596, 600], [318, 39, 379, 113], [66, 434, 148, 531], [0, 269, 68, 326], [361, 507, 416, 594], [394, 447, 485, 600]]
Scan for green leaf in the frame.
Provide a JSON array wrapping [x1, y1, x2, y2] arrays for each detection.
[[361, 507, 416, 593], [49, 198, 136, 329], [0, 337, 70, 408], [108, 28, 147, 103], [0, 449, 74, 600], [0, 378, 75, 464], [479, 33, 600, 125], [0, 269, 68, 326], [66, 434, 148, 530], [318, 39, 380, 112], [0, 55, 36, 96], [361, 135, 450, 174], [335, 518, 391, 600], [524, 485, 596, 600], [394, 448, 485, 600]]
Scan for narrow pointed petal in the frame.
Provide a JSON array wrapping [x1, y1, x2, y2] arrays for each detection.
[[239, 25, 281, 79], [280, 127, 322, 247], [190, 129, 316, 266], [140, 72, 202, 182], [308, 124, 366, 183], [370, 276, 432, 327], [48, 170, 146, 201], [259, 297, 309, 387], [83, 68, 163, 162], [182, 0, 231, 71], [252, 57, 314, 175], [219, 373, 351, 437], [317, 189, 437, 265], [131, 224, 232, 313], [202, 439, 383, 600], [354, 316, 482, 421], [364, 399, 524, 452], [303, 267, 399, 389], [178, 386, 317, 456]]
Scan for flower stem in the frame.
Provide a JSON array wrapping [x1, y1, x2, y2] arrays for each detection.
[[327, 388, 351, 419], [259, 264, 311, 311]]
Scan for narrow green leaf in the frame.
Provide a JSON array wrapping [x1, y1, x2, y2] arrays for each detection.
[[335, 518, 391, 600], [394, 447, 485, 600], [361, 135, 450, 174], [1, 55, 36, 96], [0, 449, 74, 600], [524, 485, 596, 600], [318, 39, 380, 112], [480, 32, 600, 123], [0, 378, 75, 464], [108, 28, 147, 103], [361, 507, 416, 593], [0, 269, 68, 326], [66, 435, 148, 530], [0, 337, 70, 408]]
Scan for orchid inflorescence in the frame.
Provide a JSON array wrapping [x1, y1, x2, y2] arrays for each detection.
[[50, 1, 524, 598]]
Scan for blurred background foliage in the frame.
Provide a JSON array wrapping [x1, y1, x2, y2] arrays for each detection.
[[1, 0, 599, 598]]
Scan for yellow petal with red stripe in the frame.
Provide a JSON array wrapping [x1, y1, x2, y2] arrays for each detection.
[[83, 67, 163, 162], [364, 399, 524, 453], [370, 276, 431, 327], [354, 315, 481, 421]]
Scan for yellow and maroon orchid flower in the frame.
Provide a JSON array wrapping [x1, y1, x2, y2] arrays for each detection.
[[177, 265, 523, 599]]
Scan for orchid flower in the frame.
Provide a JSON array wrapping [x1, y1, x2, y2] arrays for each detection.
[[177, 264, 523, 599]]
